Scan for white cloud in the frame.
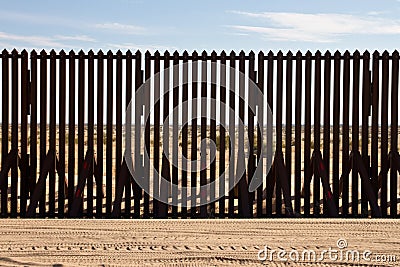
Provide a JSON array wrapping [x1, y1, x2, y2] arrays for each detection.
[[54, 35, 96, 42], [0, 32, 66, 48], [94, 23, 146, 34], [106, 43, 178, 53], [0, 32, 97, 50], [229, 11, 400, 43]]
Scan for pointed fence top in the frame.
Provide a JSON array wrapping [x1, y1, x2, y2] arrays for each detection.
[[344, 50, 350, 59], [201, 50, 207, 59], [373, 50, 380, 58], [88, 50, 94, 59], [182, 50, 189, 59], [277, 50, 283, 59], [192, 50, 198, 59], [211, 50, 217, 60], [324, 50, 331, 57], [59, 49, 66, 56], [249, 50, 255, 59]]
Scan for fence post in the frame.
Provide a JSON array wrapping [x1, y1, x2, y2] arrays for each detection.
[[20, 50, 29, 217], [351, 50, 360, 216], [390, 50, 399, 217], [313, 50, 322, 215], [342, 50, 350, 216], [294, 51, 302, 214], [182, 50, 189, 218], [68, 50, 76, 215], [304, 51, 312, 216], [58, 50, 66, 218], [49, 50, 57, 217]]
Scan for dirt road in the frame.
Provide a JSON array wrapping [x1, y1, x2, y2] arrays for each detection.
[[0, 219, 398, 266]]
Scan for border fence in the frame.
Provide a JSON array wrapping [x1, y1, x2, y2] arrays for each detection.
[[0, 49, 399, 218]]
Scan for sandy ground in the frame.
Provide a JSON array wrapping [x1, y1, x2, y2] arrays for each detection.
[[0, 219, 398, 267]]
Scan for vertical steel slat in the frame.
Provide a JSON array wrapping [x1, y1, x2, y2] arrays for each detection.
[[200, 51, 207, 218], [116, 51, 123, 217], [134, 51, 142, 218], [20, 50, 29, 217], [238, 51, 249, 217], [294, 51, 302, 214], [124, 50, 132, 218], [144, 51, 151, 218], [342, 51, 350, 216], [314, 51, 322, 216], [219, 51, 227, 218], [68, 50, 75, 215], [380, 51, 389, 217], [371, 51, 380, 198], [352, 51, 360, 216], [190, 51, 198, 218], [276, 51, 284, 216], [210, 51, 217, 217], [228, 51, 235, 217], [266, 51, 274, 216], [256, 51, 264, 218], [172, 51, 179, 218], [1, 49, 9, 216], [322, 51, 331, 216], [181, 51, 189, 218], [304, 51, 312, 216], [106, 51, 113, 217], [58, 50, 66, 218], [11, 49, 18, 217], [332, 51, 341, 213], [96, 50, 104, 218], [247, 51, 255, 217], [390, 51, 399, 217], [87, 50, 95, 218], [159, 51, 171, 218], [361, 51, 370, 216], [77, 51, 85, 216], [153, 51, 161, 218], [285, 51, 293, 217], [29, 51, 38, 215], [39, 50, 47, 217], [49, 50, 56, 217]]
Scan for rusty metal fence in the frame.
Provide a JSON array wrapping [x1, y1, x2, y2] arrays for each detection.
[[0, 49, 399, 218]]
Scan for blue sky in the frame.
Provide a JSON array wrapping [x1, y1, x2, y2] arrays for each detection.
[[2, 0, 400, 53]]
